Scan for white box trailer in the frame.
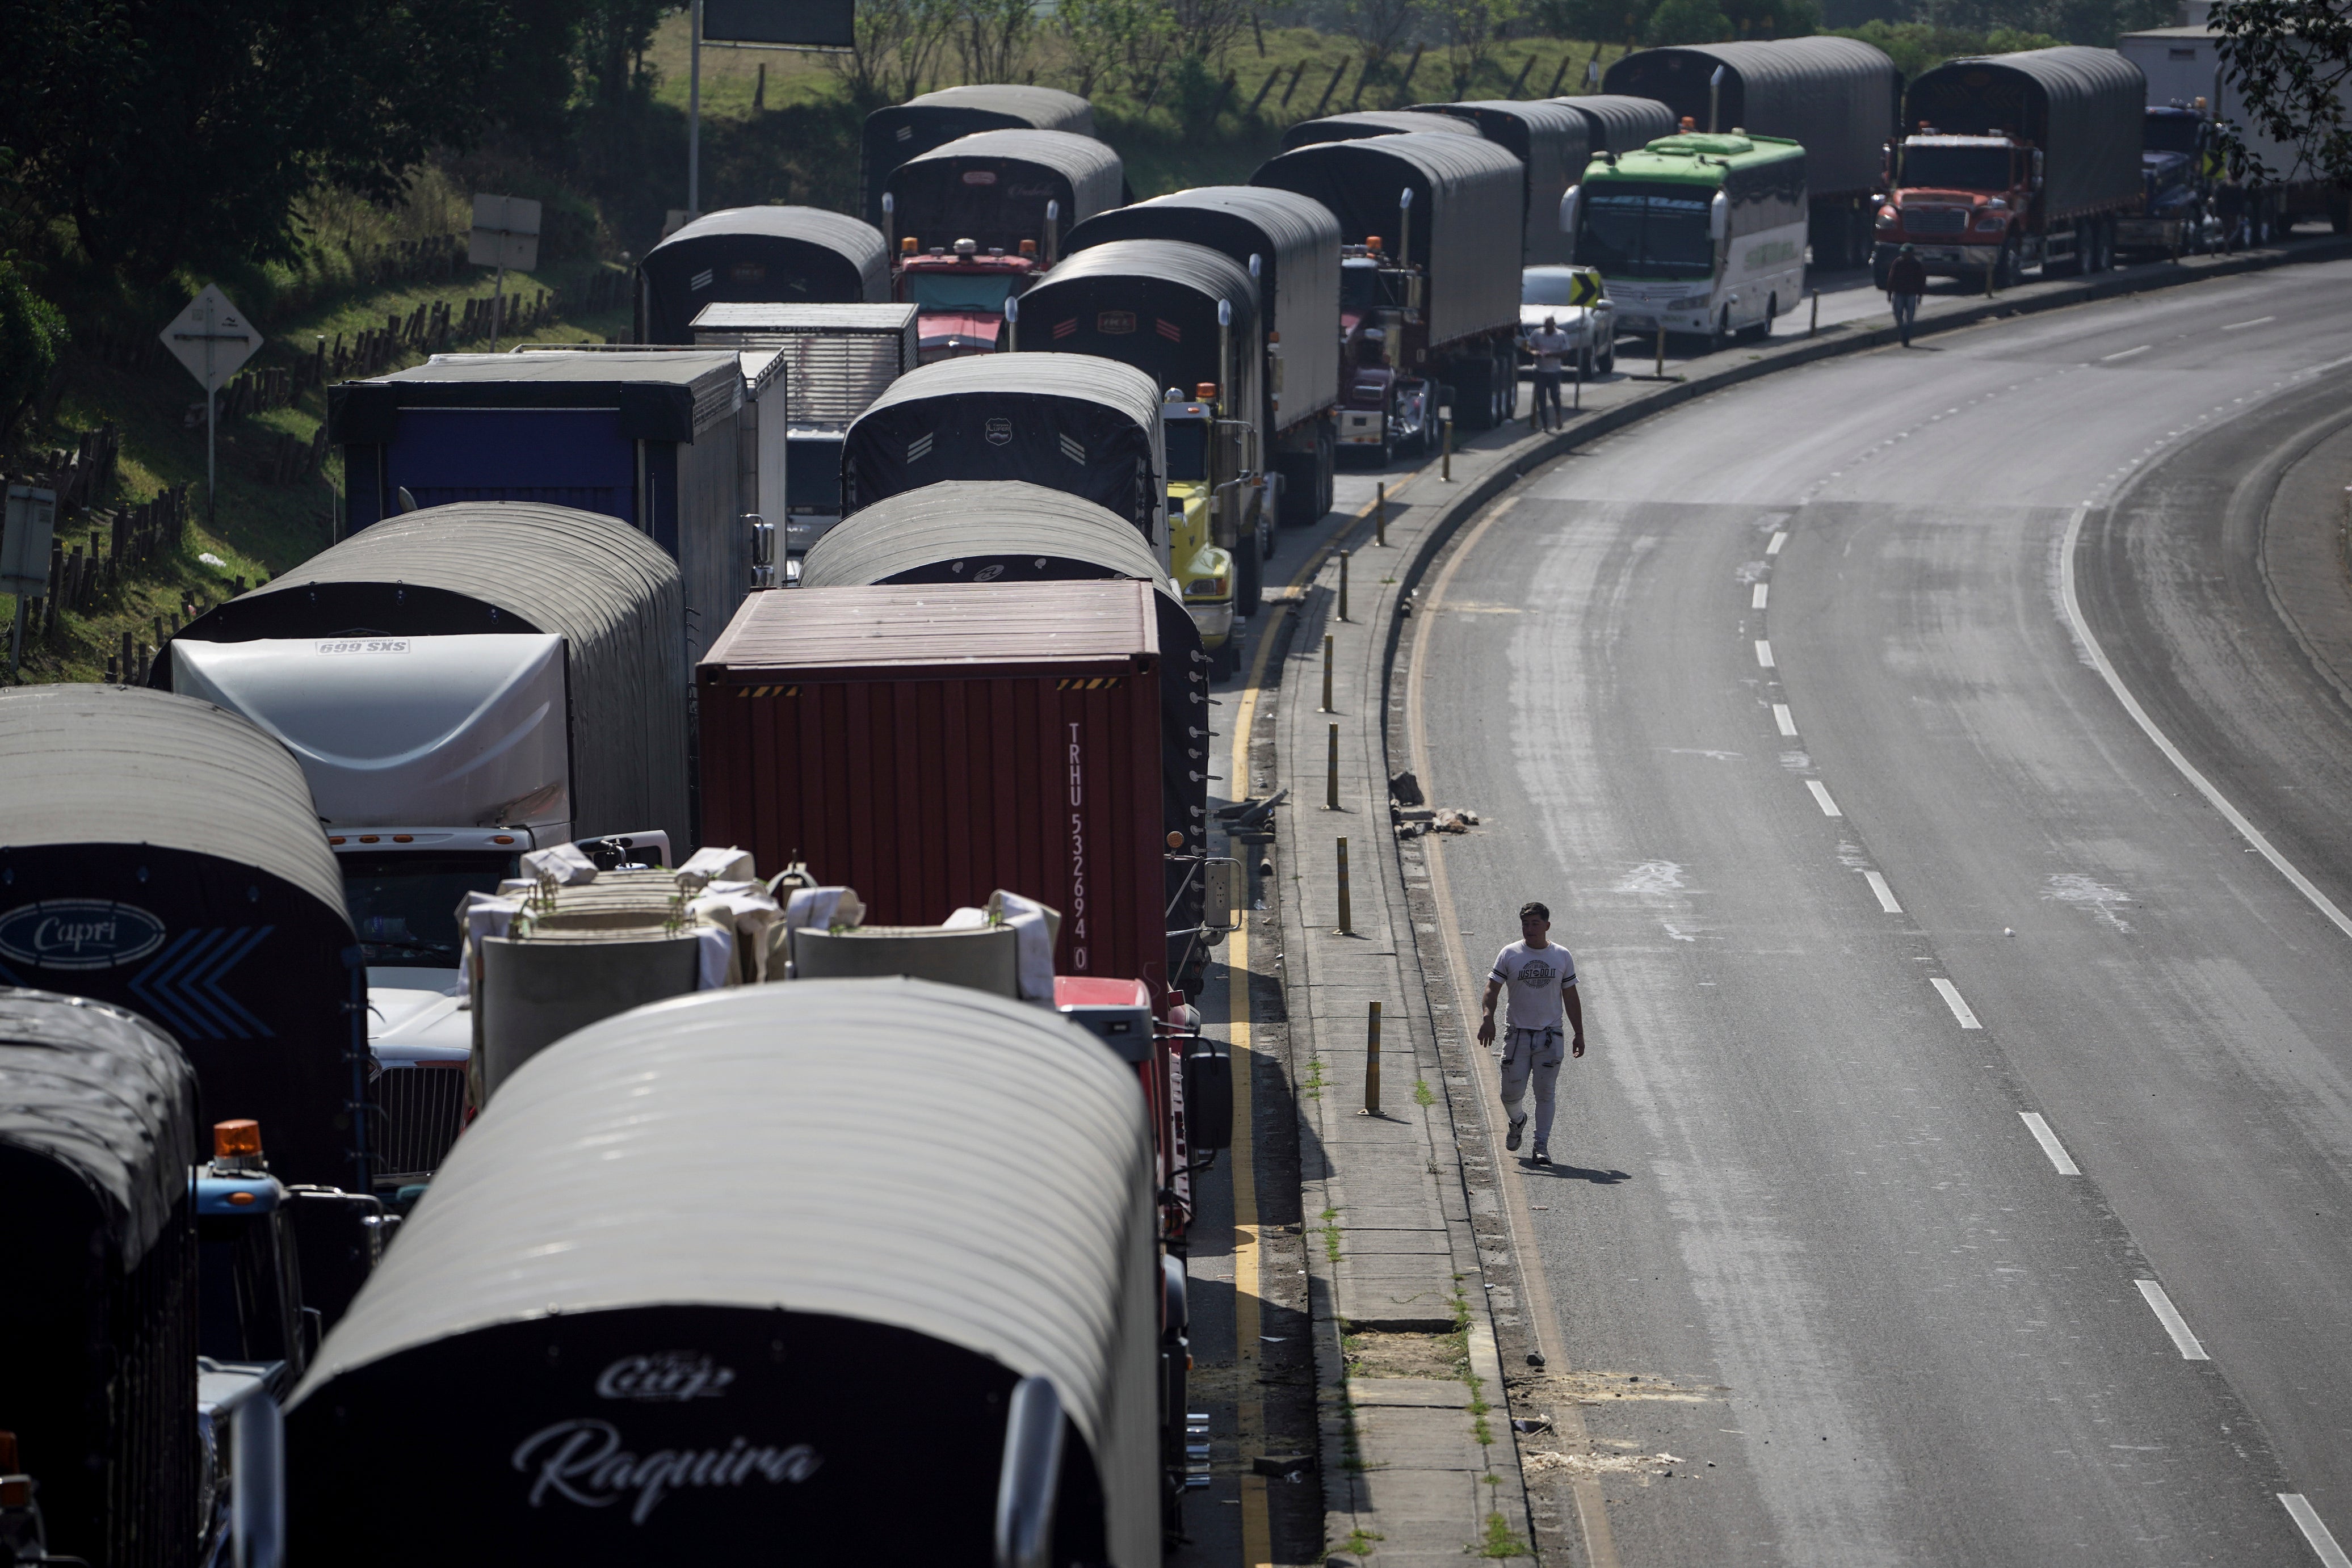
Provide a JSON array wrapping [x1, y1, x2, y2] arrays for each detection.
[[2119, 26, 2352, 232]]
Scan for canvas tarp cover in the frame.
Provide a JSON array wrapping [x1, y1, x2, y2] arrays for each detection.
[[159, 503, 691, 852], [1415, 99, 1594, 264], [331, 351, 742, 445], [1253, 132, 1525, 350], [636, 206, 889, 344], [1906, 48, 2147, 218], [885, 129, 1125, 255], [0, 686, 360, 1185], [863, 84, 1097, 222], [1605, 38, 1900, 198], [843, 353, 1166, 544], [0, 990, 197, 1266], [1017, 241, 1262, 451], [1065, 186, 1342, 434], [1553, 94, 1680, 155], [1279, 110, 1479, 151], [285, 979, 1160, 1566]]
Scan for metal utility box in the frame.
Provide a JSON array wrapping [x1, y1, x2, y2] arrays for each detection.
[[698, 579, 1169, 994], [331, 351, 750, 662]]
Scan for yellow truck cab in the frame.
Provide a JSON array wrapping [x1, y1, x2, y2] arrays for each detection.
[[1162, 387, 1235, 665]]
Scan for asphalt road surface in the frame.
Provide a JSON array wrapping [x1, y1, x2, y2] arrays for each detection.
[[1409, 259, 2352, 1566]]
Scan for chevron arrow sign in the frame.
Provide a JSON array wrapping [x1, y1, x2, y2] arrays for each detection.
[[128, 927, 276, 1041]]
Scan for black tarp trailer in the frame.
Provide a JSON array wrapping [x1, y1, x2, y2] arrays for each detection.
[[797, 480, 1213, 991], [1012, 241, 1269, 611], [1905, 49, 2147, 224], [1605, 37, 1902, 268], [842, 352, 1167, 556], [0, 687, 364, 1191], [635, 206, 889, 346], [330, 351, 750, 667], [862, 83, 1099, 226], [1278, 110, 1481, 151], [284, 979, 1164, 1565], [883, 128, 1126, 262], [0, 990, 201, 1568], [1065, 186, 1344, 526], [1550, 93, 1681, 156], [1252, 132, 1526, 430], [1414, 98, 1594, 266]]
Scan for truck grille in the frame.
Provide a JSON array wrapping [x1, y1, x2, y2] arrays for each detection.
[[1904, 208, 1969, 234], [372, 1062, 468, 1183]]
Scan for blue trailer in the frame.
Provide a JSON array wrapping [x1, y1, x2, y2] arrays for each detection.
[[330, 351, 757, 661]]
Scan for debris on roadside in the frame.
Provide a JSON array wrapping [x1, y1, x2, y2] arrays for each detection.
[[1397, 805, 1481, 839]]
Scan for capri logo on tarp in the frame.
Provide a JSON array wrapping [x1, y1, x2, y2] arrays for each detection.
[[985, 418, 1014, 446], [513, 1420, 822, 1525], [0, 901, 167, 970], [597, 1352, 736, 1403]]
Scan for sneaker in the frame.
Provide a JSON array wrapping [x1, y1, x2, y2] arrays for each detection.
[[1531, 1144, 1552, 1167], [1505, 1117, 1526, 1152]]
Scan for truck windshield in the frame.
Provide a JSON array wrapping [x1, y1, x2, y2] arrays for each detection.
[[786, 436, 844, 514], [1577, 186, 1714, 279], [2143, 113, 2203, 156], [1901, 145, 2012, 191], [906, 272, 1017, 313], [1521, 270, 1588, 306], [1340, 262, 1380, 314], [1164, 418, 1209, 483], [341, 850, 516, 966]]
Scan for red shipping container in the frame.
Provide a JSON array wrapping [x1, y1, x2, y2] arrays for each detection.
[[699, 579, 1170, 995]]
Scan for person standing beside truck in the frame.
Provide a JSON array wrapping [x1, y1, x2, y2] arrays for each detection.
[[1886, 245, 1927, 348], [1525, 316, 1574, 432], [1476, 901, 1586, 1167]]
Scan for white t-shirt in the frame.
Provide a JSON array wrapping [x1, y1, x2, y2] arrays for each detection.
[[1526, 329, 1574, 373], [1490, 939, 1576, 1029]]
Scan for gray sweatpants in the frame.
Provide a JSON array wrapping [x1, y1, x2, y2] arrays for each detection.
[[1500, 1025, 1566, 1143]]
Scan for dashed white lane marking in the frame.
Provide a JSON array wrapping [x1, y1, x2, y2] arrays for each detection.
[[1755, 640, 1775, 668], [2280, 1495, 2352, 1568], [2102, 344, 2152, 361], [1862, 869, 1902, 913], [2019, 1112, 2082, 1175], [1773, 703, 1797, 737], [1752, 583, 1769, 609], [2135, 1279, 2211, 1360], [1929, 977, 1981, 1029], [1766, 531, 1787, 556], [2222, 316, 2276, 331], [2061, 505, 2352, 945], [1805, 780, 1841, 817]]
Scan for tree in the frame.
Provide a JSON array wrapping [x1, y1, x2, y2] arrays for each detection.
[[0, 255, 66, 444], [829, 0, 955, 110], [1433, 0, 1526, 98], [2214, 0, 2352, 186], [952, 0, 1038, 83], [1645, 0, 1732, 43], [1052, 0, 1177, 100], [1337, 0, 1425, 81]]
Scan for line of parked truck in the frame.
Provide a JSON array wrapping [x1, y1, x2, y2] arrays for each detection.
[[7, 24, 2346, 1565]]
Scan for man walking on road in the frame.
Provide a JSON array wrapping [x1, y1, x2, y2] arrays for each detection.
[[1477, 901, 1585, 1167], [1525, 315, 1574, 432], [1887, 244, 1927, 347]]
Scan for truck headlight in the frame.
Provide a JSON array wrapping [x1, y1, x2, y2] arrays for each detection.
[[1973, 215, 2005, 233], [1876, 205, 1898, 228]]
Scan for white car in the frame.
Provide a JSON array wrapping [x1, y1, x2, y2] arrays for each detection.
[[1518, 266, 1618, 376]]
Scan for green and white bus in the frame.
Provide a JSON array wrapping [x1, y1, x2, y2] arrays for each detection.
[[1562, 131, 1807, 350]]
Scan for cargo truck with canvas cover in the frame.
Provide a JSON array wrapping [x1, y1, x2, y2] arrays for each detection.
[[1551, 94, 1680, 158], [1278, 109, 1481, 150], [331, 350, 754, 665], [1066, 184, 1343, 528], [1013, 239, 1267, 628], [796, 480, 1217, 993], [843, 351, 1168, 559], [634, 205, 889, 346], [0, 686, 367, 1192], [285, 980, 1167, 1565], [2118, 25, 2352, 236], [1566, 131, 1807, 347], [1253, 132, 1526, 445], [1876, 48, 2145, 287], [154, 502, 689, 1187], [884, 129, 1125, 360], [690, 301, 919, 554], [1414, 98, 1596, 266], [862, 82, 1099, 224], [1606, 37, 1900, 268]]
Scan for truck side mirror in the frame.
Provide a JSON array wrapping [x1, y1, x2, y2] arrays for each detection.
[[1558, 184, 1580, 239], [994, 1376, 1064, 1568], [1203, 856, 1241, 931], [1185, 1037, 1233, 1151], [1709, 191, 1729, 246]]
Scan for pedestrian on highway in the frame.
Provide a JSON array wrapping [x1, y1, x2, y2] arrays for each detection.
[[1887, 244, 1927, 348], [1526, 315, 1575, 432], [2216, 177, 2248, 251], [1476, 901, 1585, 1167]]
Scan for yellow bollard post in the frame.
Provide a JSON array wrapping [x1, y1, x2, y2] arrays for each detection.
[[1326, 722, 1339, 811], [1335, 835, 1353, 934], [1654, 322, 1665, 377], [1363, 1000, 1382, 1114], [1809, 289, 1820, 338], [1321, 633, 1334, 713], [1376, 481, 1387, 547], [1339, 549, 1350, 622], [1441, 417, 1453, 481]]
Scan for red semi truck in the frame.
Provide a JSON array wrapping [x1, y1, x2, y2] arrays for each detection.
[[1873, 46, 2146, 288]]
